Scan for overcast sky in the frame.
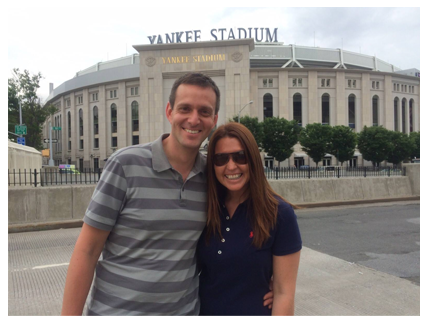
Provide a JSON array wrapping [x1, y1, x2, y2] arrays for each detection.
[[8, 5, 421, 102]]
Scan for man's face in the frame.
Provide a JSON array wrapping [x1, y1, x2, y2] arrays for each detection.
[[166, 84, 218, 151]]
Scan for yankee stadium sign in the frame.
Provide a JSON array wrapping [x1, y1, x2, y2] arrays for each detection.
[[148, 28, 278, 44]]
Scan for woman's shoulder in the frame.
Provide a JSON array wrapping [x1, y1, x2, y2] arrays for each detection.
[[275, 196, 297, 221]]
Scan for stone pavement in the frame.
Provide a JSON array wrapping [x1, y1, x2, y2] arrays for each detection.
[[8, 226, 420, 316]]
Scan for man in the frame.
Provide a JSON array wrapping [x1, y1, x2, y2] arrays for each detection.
[[61, 73, 272, 315]]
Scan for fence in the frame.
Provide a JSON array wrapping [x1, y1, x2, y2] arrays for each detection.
[[264, 166, 406, 180], [8, 168, 102, 187]]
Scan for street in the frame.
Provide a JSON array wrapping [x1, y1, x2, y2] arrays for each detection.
[[295, 201, 420, 285], [8, 201, 420, 315]]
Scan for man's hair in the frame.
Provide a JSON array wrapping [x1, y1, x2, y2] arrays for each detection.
[[169, 73, 220, 114]]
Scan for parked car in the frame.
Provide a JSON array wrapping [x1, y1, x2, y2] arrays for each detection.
[[299, 165, 309, 170], [59, 168, 81, 174]]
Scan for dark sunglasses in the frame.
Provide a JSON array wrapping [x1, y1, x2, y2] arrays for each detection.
[[213, 150, 248, 166]]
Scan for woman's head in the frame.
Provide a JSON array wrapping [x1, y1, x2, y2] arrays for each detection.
[[207, 122, 266, 201]]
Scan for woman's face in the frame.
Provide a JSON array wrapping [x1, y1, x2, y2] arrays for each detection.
[[213, 137, 250, 197]]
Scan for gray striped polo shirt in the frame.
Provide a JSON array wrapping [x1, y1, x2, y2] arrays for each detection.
[[83, 134, 207, 315]]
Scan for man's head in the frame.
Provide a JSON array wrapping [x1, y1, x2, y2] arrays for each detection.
[[169, 73, 220, 115], [165, 73, 219, 152]]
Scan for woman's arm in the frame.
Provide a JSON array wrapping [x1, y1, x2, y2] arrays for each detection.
[[271, 251, 301, 315]]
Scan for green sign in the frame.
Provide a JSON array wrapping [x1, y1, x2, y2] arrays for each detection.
[[15, 125, 27, 135], [52, 126, 62, 130]]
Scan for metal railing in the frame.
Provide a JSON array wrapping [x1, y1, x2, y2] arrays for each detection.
[[8, 168, 103, 187], [264, 166, 406, 180]]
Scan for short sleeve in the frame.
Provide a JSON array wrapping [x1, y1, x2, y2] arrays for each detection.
[[272, 200, 302, 256], [83, 156, 128, 231]]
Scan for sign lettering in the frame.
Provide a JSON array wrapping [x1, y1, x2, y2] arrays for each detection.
[[161, 54, 226, 65]]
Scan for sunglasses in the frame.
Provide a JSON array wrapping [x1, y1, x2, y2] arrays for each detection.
[[213, 150, 248, 166]]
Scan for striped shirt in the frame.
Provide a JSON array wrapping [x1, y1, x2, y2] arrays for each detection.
[[83, 134, 207, 315]]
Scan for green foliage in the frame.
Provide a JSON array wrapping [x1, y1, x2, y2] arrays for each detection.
[[386, 131, 414, 165], [262, 117, 301, 167], [357, 126, 391, 166], [8, 68, 58, 150], [299, 123, 332, 166], [409, 131, 420, 159], [328, 125, 358, 165], [231, 115, 264, 147]]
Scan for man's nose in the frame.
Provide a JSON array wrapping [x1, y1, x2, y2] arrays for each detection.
[[188, 110, 200, 125]]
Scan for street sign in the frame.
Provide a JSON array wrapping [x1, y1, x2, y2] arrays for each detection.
[[15, 125, 27, 135], [52, 127, 62, 130], [17, 137, 25, 145], [44, 139, 58, 143]]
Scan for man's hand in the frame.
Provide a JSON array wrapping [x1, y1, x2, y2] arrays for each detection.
[[263, 279, 274, 309]]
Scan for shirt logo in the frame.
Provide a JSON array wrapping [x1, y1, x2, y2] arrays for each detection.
[[249, 231, 254, 238]]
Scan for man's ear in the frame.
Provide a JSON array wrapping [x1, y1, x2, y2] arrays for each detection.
[[212, 113, 219, 129], [165, 102, 173, 124]]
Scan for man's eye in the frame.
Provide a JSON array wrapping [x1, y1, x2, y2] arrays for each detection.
[[200, 110, 212, 116]]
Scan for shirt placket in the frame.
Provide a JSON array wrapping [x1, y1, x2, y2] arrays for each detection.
[[217, 204, 234, 255]]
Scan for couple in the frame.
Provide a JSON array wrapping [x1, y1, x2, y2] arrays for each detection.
[[61, 73, 302, 316]]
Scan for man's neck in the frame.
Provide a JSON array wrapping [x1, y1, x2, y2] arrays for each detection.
[[162, 136, 199, 181]]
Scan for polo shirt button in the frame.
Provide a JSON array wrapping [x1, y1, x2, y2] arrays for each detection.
[[226, 228, 230, 232], [221, 239, 225, 242], [218, 250, 222, 254], [226, 216, 230, 220]]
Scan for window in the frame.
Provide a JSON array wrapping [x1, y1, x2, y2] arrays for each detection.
[[394, 98, 399, 131], [131, 86, 139, 96], [132, 135, 139, 145], [79, 158, 84, 171], [92, 93, 98, 101], [292, 78, 297, 87], [79, 109, 83, 136], [348, 80, 352, 88], [293, 93, 302, 126], [131, 101, 139, 132], [394, 84, 396, 91], [94, 158, 99, 172], [353, 80, 356, 88], [321, 79, 325, 87], [112, 137, 117, 148], [372, 96, 379, 126], [111, 104, 117, 133], [93, 106, 99, 135], [376, 82, 379, 89], [298, 78, 302, 86], [80, 139, 84, 150], [401, 85, 404, 92], [263, 93, 273, 120], [372, 81, 376, 89], [68, 140, 71, 150], [405, 85, 407, 92], [268, 79, 273, 88], [402, 99, 406, 133], [409, 99, 414, 133], [326, 79, 330, 87], [77, 96, 83, 104], [110, 90, 117, 98], [263, 79, 267, 88], [94, 138, 99, 149], [348, 94, 355, 129], [322, 94, 330, 125], [68, 111, 71, 138], [66, 99, 71, 107]]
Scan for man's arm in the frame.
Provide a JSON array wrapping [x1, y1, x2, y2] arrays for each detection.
[[271, 251, 301, 316], [61, 223, 110, 315]]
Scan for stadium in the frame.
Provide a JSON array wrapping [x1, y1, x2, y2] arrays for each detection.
[[43, 38, 420, 170]]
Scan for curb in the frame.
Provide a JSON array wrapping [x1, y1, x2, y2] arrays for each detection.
[[8, 196, 419, 233]]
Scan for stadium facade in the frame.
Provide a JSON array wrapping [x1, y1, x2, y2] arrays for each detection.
[[43, 38, 420, 170]]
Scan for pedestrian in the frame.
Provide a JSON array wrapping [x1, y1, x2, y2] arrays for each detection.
[[197, 122, 302, 315], [61, 73, 273, 315]]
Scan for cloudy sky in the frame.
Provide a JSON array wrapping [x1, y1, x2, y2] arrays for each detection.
[[7, 4, 421, 101]]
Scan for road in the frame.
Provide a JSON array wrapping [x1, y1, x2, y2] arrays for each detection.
[[8, 201, 420, 315], [295, 201, 420, 285]]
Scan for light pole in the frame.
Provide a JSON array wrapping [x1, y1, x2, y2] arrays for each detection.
[[238, 100, 253, 123]]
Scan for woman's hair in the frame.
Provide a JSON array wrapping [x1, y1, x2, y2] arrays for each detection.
[[206, 122, 296, 249]]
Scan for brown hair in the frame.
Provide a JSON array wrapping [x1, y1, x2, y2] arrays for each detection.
[[169, 72, 220, 114], [206, 122, 297, 249]]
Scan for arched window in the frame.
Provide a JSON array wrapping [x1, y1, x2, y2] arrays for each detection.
[[394, 98, 399, 131], [293, 93, 302, 126], [372, 96, 379, 126], [322, 93, 330, 125], [348, 94, 355, 129], [79, 109, 83, 136], [93, 106, 99, 135], [111, 104, 117, 133], [402, 98, 407, 133], [409, 99, 414, 132], [263, 94, 273, 120], [131, 101, 139, 132]]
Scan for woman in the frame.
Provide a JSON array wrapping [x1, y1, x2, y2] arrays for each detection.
[[197, 122, 302, 316]]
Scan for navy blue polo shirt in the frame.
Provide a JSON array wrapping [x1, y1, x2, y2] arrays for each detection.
[[197, 198, 302, 316]]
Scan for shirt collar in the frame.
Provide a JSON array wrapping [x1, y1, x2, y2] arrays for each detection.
[[151, 133, 207, 175]]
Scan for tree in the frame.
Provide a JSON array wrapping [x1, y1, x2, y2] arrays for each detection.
[[357, 126, 391, 167], [231, 115, 264, 147], [261, 117, 301, 168], [8, 68, 57, 150], [328, 125, 358, 166], [409, 131, 420, 159], [8, 79, 20, 141], [299, 123, 332, 167], [385, 131, 414, 166]]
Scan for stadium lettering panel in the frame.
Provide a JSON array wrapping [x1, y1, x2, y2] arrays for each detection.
[[161, 54, 226, 64]]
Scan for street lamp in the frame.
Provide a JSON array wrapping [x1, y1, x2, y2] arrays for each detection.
[[238, 100, 253, 123]]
